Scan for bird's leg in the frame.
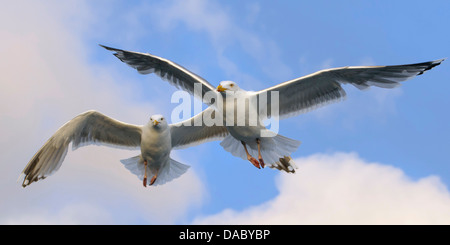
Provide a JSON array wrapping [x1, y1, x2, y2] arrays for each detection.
[[150, 170, 158, 186], [256, 138, 265, 168], [143, 160, 148, 188], [241, 141, 260, 169]]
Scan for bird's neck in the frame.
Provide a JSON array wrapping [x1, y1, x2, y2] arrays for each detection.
[[222, 90, 246, 99]]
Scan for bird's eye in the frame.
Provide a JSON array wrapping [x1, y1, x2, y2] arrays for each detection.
[[161, 117, 164, 121], [230, 84, 234, 87]]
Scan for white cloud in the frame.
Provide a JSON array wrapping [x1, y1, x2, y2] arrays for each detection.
[[193, 152, 450, 224], [4, 202, 113, 225], [4, 1, 442, 226], [152, 0, 231, 44], [0, 1, 206, 224], [147, 0, 292, 88]]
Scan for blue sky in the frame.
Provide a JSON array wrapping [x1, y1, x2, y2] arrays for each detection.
[[1, 0, 450, 224]]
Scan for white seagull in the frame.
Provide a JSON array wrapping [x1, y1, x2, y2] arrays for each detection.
[[101, 44, 444, 172], [20, 109, 228, 187]]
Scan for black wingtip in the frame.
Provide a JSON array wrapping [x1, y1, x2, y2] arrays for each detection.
[[431, 58, 446, 67], [98, 44, 109, 49], [99, 44, 120, 52], [418, 58, 445, 75]]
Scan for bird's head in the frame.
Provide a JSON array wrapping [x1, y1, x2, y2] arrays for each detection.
[[217, 81, 240, 92], [148, 114, 168, 129]]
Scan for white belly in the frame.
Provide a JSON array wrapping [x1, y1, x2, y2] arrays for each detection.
[[140, 126, 171, 170], [222, 93, 266, 143], [226, 125, 263, 142]]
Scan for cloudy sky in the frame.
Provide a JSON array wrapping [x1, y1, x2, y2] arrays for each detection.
[[1, 0, 450, 225]]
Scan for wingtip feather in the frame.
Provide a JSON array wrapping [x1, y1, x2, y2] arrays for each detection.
[[418, 58, 445, 75], [99, 44, 121, 52]]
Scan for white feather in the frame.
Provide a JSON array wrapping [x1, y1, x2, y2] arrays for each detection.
[[120, 156, 189, 186], [21, 109, 225, 187], [102, 45, 444, 174]]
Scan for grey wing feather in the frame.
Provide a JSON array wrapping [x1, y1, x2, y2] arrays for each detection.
[[100, 44, 216, 103], [170, 107, 229, 150], [21, 110, 142, 187], [257, 59, 445, 119]]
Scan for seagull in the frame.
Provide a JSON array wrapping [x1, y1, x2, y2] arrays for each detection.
[[20, 108, 228, 187], [100, 44, 444, 172]]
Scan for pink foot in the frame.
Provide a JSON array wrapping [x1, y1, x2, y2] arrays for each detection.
[[248, 157, 261, 169], [150, 175, 157, 185], [258, 157, 265, 168], [143, 160, 148, 188]]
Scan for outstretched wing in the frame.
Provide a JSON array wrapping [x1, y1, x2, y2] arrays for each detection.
[[256, 59, 444, 119], [21, 110, 142, 187], [170, 107, 229, 150], [101, 45, 216, 103]]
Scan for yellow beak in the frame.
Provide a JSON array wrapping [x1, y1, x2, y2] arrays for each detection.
[[217, 85, 227, 92], [153, 120, 160, 126]]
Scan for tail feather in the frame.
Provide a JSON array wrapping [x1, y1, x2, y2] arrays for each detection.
[[120, 155, 144, 180], [155, 158, 190, 186], [220, 135, 246, 159], [271, 134, 301, 156], [220, 134, 300, 173], [120, 155, 190, 186]]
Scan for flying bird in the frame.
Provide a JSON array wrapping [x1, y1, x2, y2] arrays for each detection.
[[20, 108, 228, 187], [100, 44, 444, 172]]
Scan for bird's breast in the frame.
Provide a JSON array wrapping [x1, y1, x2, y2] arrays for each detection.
[[140, 127, 171, 162], [226, 125, 264, 142], [220, 95, 262, 127]]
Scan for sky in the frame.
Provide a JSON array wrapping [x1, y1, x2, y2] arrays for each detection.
[[1, 0, 450, 224]]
